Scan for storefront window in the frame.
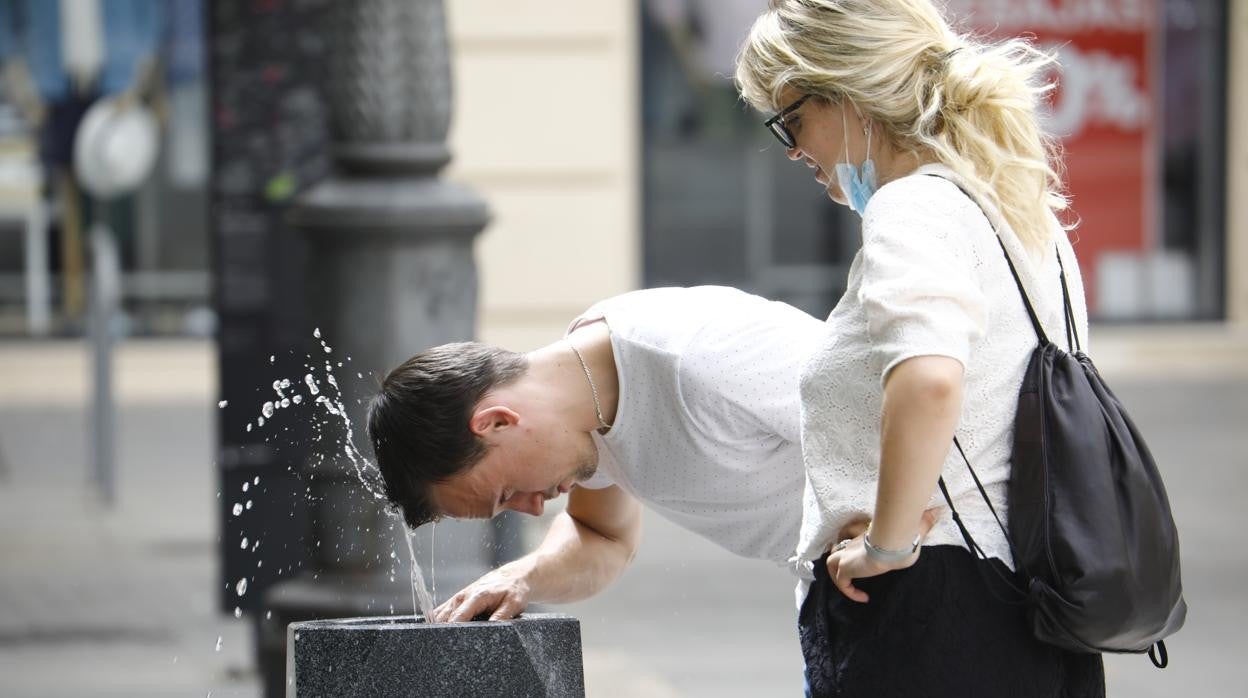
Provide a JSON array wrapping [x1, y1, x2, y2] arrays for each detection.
[[640, 0, 1229, 322]]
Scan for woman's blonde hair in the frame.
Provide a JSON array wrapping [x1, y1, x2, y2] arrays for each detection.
[[735, 0, 1071, 253]]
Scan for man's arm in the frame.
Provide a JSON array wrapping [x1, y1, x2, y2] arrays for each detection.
[[433, 484, 642, 622]]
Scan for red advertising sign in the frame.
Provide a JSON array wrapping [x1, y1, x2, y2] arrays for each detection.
[[944, 0, 1159, 313]]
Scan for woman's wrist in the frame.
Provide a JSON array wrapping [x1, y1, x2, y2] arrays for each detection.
[[863, 527, 921, 563]]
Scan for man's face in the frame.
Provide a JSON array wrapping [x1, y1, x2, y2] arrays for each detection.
[[430, 422, 599, 519]]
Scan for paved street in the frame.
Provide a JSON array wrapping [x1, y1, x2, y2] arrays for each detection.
[[0, 339, 1244, 696]]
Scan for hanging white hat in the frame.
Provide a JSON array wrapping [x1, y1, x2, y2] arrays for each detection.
[[73, 96, 160, 200]]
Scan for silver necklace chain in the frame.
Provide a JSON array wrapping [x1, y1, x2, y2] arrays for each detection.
[[568, 341, 611, 431]]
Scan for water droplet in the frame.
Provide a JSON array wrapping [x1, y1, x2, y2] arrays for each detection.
[[234, 607, 242, 618], [304, 374, 320, 395], [237, 577, 249, 596], [327, 375, 338, 389], [262, 402, 275, 418], [313, 327, 321, 338], [241, 537, 249, 549], [281, 398, 290, 408], [218, 400, 228, 408], [242, 482, 249, 493], [389, 551, 396, 559], [215, 636, 223, 652], [257, 416, 266, 427], [246, 423, 253, 432], [232, 503, 243, 516], [269, 354, 275, 363], [266, 611, 272, 620], [292, 395, 303, 404], [245, 500, 253, 510], [323, 346, 332, 354], [254, 476, 261, 485]]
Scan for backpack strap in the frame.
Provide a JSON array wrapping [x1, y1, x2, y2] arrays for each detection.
[[1149, 641, 1169, 669], [938, 448, 1028, 603], [1057, 250, 1083, 353]]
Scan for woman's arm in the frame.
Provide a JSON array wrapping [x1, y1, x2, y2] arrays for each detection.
[[825, 354, 963, 602]]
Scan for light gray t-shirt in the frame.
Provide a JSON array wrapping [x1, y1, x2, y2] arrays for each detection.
[[567, 286, 824, 566]]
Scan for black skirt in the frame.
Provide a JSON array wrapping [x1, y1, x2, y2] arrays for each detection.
[[798, 545, 1105, 698]]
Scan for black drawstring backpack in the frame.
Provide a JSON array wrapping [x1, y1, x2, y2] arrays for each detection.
[[935, 180, 1187, 668]]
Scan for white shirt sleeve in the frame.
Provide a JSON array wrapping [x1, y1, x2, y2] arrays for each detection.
[[858, 176, 990, 383]]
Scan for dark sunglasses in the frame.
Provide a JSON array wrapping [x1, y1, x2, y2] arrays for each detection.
[[763, 94, 812, 148]]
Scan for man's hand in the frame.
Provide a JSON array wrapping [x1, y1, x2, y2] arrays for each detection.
[[825, 509, 938, 603], [432, 565, 531, 623]]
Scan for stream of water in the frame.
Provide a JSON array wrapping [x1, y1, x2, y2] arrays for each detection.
[[224, 328, 438, 623]]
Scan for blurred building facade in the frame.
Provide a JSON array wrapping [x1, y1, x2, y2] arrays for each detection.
[[451, 0, 1248, 366], [0, 0, 1245, 361]]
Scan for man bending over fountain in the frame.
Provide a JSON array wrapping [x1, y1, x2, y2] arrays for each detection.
[[367, 285, 913, 622]]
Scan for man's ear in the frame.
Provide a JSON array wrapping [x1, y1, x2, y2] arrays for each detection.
[[469, 405, 519, 437]]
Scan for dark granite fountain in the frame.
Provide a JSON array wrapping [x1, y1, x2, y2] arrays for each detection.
[[286, 614, 586, 697]]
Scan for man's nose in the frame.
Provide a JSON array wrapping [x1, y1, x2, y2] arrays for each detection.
[[786, 146, 803, 161], [504, 492, 545, 517]]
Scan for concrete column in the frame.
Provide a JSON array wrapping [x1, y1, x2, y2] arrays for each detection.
[[258, 1, 493, 695], [1228, 0, 1248, 327]]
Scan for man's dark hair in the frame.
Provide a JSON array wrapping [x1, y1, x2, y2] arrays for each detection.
[[367, 342, 529, 529]]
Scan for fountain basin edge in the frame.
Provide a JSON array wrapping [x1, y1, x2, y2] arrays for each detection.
[[286, 613, 585, 697]]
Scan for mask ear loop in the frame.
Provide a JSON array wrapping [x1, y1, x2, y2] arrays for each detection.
[[864, 116, 873, 163], [841, 105, 852, 165], [842, 100, 874, 167]]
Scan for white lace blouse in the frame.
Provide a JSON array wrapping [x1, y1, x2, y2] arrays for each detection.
[[795, 163, 1090, 573]]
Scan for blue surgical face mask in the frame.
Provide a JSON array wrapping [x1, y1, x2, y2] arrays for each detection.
[[833, 106, 878, 216]]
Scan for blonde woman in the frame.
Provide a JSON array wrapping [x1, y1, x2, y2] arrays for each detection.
[[736, 1, 1104, 695]]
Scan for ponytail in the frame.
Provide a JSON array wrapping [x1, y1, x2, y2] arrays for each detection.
[[916, 39, 1071, 253]]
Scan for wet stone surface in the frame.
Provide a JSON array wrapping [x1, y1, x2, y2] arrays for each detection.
[[288, 613, 585, 697]]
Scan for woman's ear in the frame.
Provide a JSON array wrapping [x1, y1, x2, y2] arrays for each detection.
[[469, 405, 520, 436]]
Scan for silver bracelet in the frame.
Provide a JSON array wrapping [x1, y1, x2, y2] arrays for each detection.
[[863, 531, 921, 563]]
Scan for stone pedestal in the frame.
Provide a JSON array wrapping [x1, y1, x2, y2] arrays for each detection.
[[287, 614, 586, 697]]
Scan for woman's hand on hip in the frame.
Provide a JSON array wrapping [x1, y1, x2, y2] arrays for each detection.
[[825, 509, 937, 603]]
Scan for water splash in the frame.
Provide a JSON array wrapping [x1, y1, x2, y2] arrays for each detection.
[[405, 527, 436, 621], [235, 327, 434, 622], [430, 522, 437, 608], [236, 578, 249, 596]]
